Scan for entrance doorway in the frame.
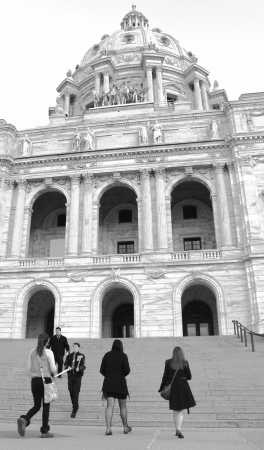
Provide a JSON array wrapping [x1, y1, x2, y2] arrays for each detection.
[[112, 304, 134, 338], [26, 290, 55, 338], [101, 287, 134, 338], [182, 301, 214, 336]]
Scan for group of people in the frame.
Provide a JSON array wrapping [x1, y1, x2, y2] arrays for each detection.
[[17, 328, 196, 439], [92, 82, 149, 108]]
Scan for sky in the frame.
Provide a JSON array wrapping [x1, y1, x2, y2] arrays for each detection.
[[0, 0, 263, 131]]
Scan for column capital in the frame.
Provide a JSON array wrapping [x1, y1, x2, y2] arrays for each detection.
[[70, 174, 81, 185], [5, 179, 15, 189], [83, 172, 94, 184], [155, 66, 163, 73], [239, 155, 253, 167], [213, 163, 224, 174], [63, 89, 71, 97], [140, 168, 151, 180], [17, 179, 28, 189], [154, 167, 165, 179], [146, 65, 153, 72]]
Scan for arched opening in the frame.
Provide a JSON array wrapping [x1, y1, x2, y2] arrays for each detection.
[[99, 186, 138, 255], [171, 180, 216, 251], [26, 289, 55, 338], [28, 191, 67, 258], [181, 284, 218, 336], [102, 287, 134, 338]]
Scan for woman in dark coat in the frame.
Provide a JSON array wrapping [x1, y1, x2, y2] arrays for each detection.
[[100, 339, 132, 435], [159, 346, 196, 438]]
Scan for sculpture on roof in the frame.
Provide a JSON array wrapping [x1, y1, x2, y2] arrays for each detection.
[[55, 96, 65, 115]]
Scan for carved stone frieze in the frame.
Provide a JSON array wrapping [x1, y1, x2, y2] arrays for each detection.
[[26, 181, 44, 193], [144, 267, 167, 280], [238, 155, 254, 167], [252, 157, 264, 165], [67, 272, 89, 282], [111, 268, 121, 281], [94, 174, 113, 188], [192, 168, 214, 179], [17, 179, 28, 189], [154, 167, 165, 179], [123, 172, 141, 184], [4, 179, 15, 189]]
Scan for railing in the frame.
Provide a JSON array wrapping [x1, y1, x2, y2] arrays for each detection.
[[20, 259, 36, 267], [46, 258, 64, 266], [202, 250, 222, 259], [232, 320, 264, 352], [171, 252, 190, 260], [122, 254, 141, 263], [93, 256, 111, 264], [20, 258, 64, 267]]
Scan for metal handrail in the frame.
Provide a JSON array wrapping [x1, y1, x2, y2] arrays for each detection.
[[232, 320, 264, 352]]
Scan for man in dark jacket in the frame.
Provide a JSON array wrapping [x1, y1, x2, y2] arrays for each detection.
[[64, 343, 86, 418], [47, 327, 69, 378]]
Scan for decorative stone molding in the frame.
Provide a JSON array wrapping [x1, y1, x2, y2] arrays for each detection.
[[238, 155, 253, 167], [17, 179, 28, 189], [83, 172, 94, 184], [26, 181, 44, 193], [4, 179, 15, 189], [144, 267, 167, 279], [140, 168, 151, 180], [67, 272, 89, 282], [154, 167, 165, 178], [70, 174, 81, 184], [213, 163, 224, 174], [111, 268, 121, 281], [246, 110, 264, 131]]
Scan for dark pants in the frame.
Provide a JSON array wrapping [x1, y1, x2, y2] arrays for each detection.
[[21, 377, 51, 434], [54, 355, 64, 375], [68, 376, 82, 412]]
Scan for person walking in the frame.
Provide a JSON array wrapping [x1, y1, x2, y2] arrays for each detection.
[[100, 339, 132, 436], [64, 343, 86, 418], [158, 346, 196, 438], [47, 327, 69, 378], [17, 333, 57, 438]]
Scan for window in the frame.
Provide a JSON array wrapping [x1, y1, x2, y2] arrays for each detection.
[[119, 209, 132, 223], [183, 238, 201, 251], [118, 241, 134, 254], [183, 205, 197, 219], [57, 214, 66, 227]]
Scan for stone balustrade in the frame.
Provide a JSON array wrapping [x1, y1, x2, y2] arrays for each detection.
[[202, 250, 222, 259], [20, 259, 36, 267], [93, 256, 111, 264], [122, 254, 141, 263], [47, 258, 64, 266], [171, 252, 190, 260]]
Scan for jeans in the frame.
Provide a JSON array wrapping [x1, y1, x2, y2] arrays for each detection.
[[68, 376, 82, 412], [54, 355, 64, 375], [21, 377, 51, 434]]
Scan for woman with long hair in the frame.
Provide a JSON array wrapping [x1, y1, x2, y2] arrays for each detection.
[[17, 333, 57, 438], [100, 339, 132, 435], [159, 346, 196, 438]]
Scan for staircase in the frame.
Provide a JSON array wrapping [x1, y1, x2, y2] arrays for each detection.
[[1, 335, 264, 428]]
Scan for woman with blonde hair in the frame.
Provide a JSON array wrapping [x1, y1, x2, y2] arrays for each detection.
[[158, 346, 196, 438]]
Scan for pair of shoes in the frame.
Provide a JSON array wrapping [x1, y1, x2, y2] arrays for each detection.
[[176, 430, 184, 438], [41, 432, 54, 438], [17, 417, 27, 437], [70, 411, 76, 418], [105, 431, 113, 435], [124, 426, 132, 434]]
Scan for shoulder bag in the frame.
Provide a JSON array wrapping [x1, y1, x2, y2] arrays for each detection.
[[160, 368, 178, 401], [37, 354, 59, 404]]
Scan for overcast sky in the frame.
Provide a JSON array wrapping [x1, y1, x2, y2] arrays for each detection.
[[1, 0, 263, 131]]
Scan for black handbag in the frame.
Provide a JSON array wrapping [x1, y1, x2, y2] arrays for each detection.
[[160, 369, 177, 400]]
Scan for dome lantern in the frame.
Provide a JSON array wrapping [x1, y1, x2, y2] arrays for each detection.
[[120, 4, 149, 31]]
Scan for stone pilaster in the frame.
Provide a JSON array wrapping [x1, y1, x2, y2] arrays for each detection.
[[156, 66, 164, 103], [20, 206, 33, 258], [92, 200, 100, 254], [214, 165, 232, 247], [154, 167, 168, 251], [82, 173, 94, 255], [146, 66, 154, 102], [10, 179, 27, 258], [193, 79, 203, 110], [228, 163, 244, 245], [64, 90, 70, 116], [237, 156, 263, 243], [140, 169, 153, 252], [200, 82, 209, 110], [68, 175, 80, 256]]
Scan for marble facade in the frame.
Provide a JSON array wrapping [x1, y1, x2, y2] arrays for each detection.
[[0, 7, 264, 339]]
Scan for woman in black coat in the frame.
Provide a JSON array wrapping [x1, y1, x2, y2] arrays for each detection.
[[159, 346, 196, 438], [100, 339, 132, 435]]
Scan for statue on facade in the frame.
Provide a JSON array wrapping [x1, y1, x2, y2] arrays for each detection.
[[108, 84, 121, 105], [213, 80, 219, 91], [101, 91, 109, 107], [152, 121, 163, 143], [21, 134, 31, 156], [66, 69, 73, 78], [84, 128, 94, 150], [138, 87, 149, 103], [139, 122, 149, 145], [92, 90, 101, 108], [72, 129, 81, 152], [209, 118, 220, 139], [55, 96, 65, 115]]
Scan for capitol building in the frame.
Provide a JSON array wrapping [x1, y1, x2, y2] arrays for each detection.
[[0, 5, 264, 340]]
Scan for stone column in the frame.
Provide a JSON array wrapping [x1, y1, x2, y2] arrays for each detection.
[[0, 176, 5, 257], [68, 175, 80, 256], [165, 195, 173, 252], [214, 165, 232, 247], [103, 72, 110, 93], [95, 73, 100, 95], [237, 156, 263, 242], [156, 66, 164, 103], [140, 169, 153, 252], [228, 163, 244, 245], [211, 192, 222, 249], [10, 179, 27, 258], [92, 200, 100, 254], [146, 66, 154, 102], [82, 173, 93, 255], [20, 206, 33, 258], [154, 167, 168, 251], [200, 82, 209, 110], [193, 79, 203, 110], [64, 90, 70, 116]]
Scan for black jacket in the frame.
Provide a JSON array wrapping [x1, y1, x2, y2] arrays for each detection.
[[100, 350, 130, 395], [64, 351, 86, 377], [47, 334, 69, 356]]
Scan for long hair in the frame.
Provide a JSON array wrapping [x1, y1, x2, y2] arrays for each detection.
[[36, 333, 50, 357], [170, 346, 186, 370], [112, 339, 123, 352]]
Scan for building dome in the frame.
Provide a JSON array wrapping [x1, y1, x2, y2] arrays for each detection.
[[80, 5, 193, 72]]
